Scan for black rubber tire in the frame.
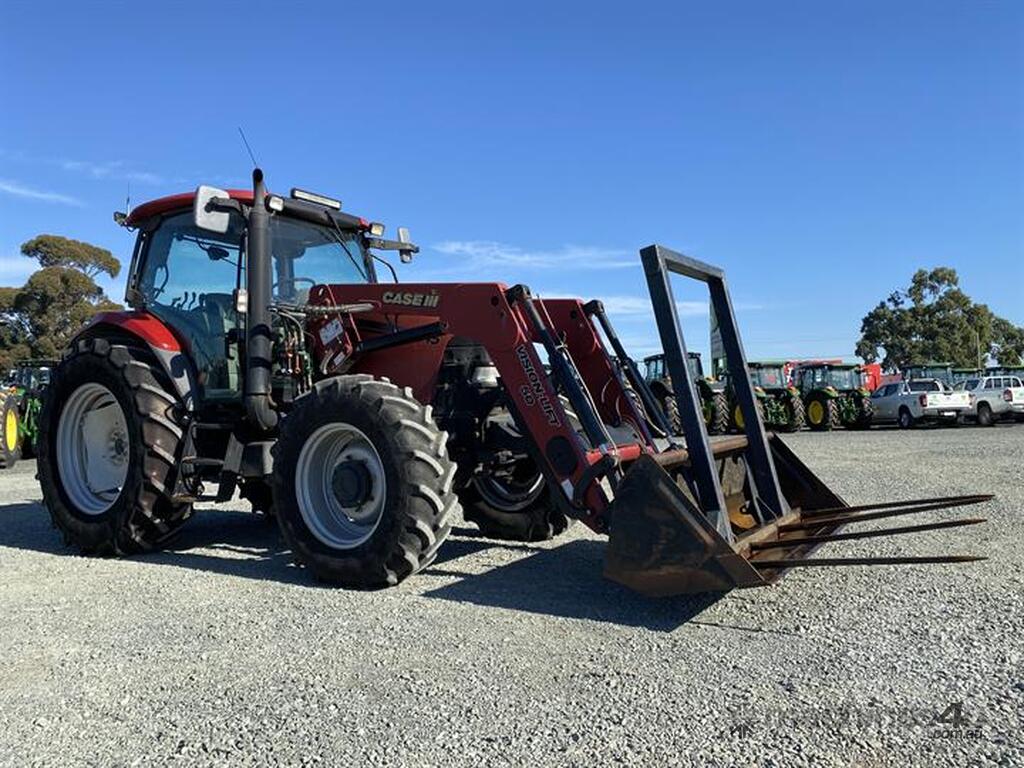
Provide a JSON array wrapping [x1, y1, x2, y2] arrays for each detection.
[[897, 406, 915, 430], [731, 399, 766, 433], [806, 394, 837, 432], [850, 395, 874, 430], [38, 338, 192, 554], [0, 394, 21, 470], [783, 393, 805, 432], [660, 393, 682, 435], [976, 402, 994, 427], [709, 391, 730, 435], [272, 375, 459, 588], [461, 480, 568, 542]]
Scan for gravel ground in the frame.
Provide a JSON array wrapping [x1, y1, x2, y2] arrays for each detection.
[[0, 425, 1021, 767]]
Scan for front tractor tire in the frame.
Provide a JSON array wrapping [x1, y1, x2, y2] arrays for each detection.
[[273, 375, 459, 588], [731, 400, 766, 433], [783, 393, 806, 432], [461, 464, 568, 543], [660, 393, 682, 435], [708, 391, 730, 435], [805, 395, 838, 432], [38, 338, 192, 554], [850, 396, 874, 430]]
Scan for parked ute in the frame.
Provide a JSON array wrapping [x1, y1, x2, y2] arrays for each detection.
[[953, 374, 1024, 426], [871, 379, 970, 429]]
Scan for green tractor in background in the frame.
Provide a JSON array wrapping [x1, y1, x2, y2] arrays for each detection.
[[793, 362, 872, 431], [731, 360, 805, 433], [4, 359, 55, 460], [643, 352, 729, 435]]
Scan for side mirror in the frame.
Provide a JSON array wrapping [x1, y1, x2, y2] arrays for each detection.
[[397, 226, 414, 264], [193, 185, 231, 233]]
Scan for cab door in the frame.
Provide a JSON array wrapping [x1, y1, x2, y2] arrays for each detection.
[[134, 210, 244, 403]]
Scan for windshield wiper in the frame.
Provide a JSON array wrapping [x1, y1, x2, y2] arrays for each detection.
[[322, 215, 369, 282]]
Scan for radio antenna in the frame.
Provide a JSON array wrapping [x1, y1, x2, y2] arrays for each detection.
[[238, 127, 259, 169]]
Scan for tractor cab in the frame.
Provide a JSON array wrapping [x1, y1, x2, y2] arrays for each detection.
[[903, 362, 954, 387], [122, 188, 401, 406], [741, 361, 804, 432], [747, 361, 789, 392]]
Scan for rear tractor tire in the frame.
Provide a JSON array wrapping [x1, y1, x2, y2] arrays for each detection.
[[38, 338, 193, 554], [0, 394, 21, 470], [272, 375, 459, 588], [805, 395, 838, 432]]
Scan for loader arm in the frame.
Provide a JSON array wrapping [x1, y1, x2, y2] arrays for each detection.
[[306, 245, 989, 597]]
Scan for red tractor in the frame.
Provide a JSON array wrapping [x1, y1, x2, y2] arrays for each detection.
[[37, 171, 988, 594]]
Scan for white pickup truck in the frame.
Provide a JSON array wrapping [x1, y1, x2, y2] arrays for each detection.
[[870, 378, 972, 429], [953, 374, 1024, 425]]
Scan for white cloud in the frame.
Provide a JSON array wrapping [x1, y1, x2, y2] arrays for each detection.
[[431, 240, 635, 270], [59, 159, 163, 185], [0, 179, 83, 206], [0, 149, 164, 185]]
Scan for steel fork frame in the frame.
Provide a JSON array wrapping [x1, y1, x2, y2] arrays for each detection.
[[640, 245, 789, 539]]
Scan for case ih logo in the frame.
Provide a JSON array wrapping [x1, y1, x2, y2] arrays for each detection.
[[516, 344, 561, 427], [382, 291, 440, 308]]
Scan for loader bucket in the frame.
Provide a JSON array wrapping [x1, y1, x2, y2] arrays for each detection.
[[598, 245, 988, 597], [604, 434, 989, 597]]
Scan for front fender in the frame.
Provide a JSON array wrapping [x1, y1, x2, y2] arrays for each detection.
[[76, 311, 198, 409]]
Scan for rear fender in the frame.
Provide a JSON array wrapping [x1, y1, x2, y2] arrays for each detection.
[[76, 311, 198, 409]]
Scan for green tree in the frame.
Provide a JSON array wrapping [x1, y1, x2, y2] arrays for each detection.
[[0, 236, 122, 367], [992, 317, 1024, 366], [856, 267, 1021, 370], [21, 234, 121, 280]]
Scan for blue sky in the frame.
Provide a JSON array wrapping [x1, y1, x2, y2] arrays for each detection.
[[1, 1, 1021, 362]]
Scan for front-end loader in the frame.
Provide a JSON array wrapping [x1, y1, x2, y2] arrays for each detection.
[[36, 171, 987, 595]]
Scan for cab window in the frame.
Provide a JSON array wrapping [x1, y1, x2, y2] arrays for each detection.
[[270, 217, 370, 304], [137, 211, 244, 400]]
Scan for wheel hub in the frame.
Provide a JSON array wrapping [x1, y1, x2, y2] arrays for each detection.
[[294, 422, 387, 550], [331, 460, 373, 509]]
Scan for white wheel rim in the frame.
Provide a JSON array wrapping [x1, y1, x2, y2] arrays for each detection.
[[56, 383, 130, 516], [294, 423, 386, 549]]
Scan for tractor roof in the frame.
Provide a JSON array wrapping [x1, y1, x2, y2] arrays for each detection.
[[126, 189, 254, 227], [794, 361, 860, 370]]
